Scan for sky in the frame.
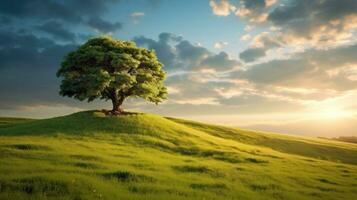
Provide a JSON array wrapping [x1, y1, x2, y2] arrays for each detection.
[[1, 0, 357, 137]]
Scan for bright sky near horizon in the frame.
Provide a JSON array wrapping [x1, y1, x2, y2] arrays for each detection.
[[1, 0, 357, 137]]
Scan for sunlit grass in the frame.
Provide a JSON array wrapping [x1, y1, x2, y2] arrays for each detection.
[[0, 111, 356, 199]]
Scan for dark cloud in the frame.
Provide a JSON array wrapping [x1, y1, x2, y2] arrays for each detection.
[[0, 30, 78, 109], [234, 0, 357, 64], [134, 32, 181, 69], [239, 47, 266, 62], [87, 18, 122, 33], [135, 33, 237, 71], [36, 21, 76, 42], [254, 33, 282, 48], [0, 0, 123, 37], [242, 0, 266, 11], [0, 15, 11, 24], [243, 59, 310, 83], [236, 43, 357, 91], [269, 0, 357, 26], [268, 0, 357, 40], [201, 52, 240, 70], [175, 40, 209, 64], [239, 32, 283, 62], [0, 0, 126, 110], [0, 0, 119, 23], [300, 43, 357, 68], [0, 0, 81, 22]]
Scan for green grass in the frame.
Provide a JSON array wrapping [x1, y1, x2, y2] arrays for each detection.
[[0, 117, 34, 127], [0, 111, 356, 199]]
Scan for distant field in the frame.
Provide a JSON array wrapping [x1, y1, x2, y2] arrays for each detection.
[[0, 111, 356, 199], [331, 136, 357, 144]]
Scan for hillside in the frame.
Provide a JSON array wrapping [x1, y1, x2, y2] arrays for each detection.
[[330, 136, 357, 144], [0, 117, 34, 127], [0, 111, 356, 200]]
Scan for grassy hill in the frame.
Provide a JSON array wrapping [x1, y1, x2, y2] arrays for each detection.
[[0, 117, 34, 127], [0, 111, 356, 200]]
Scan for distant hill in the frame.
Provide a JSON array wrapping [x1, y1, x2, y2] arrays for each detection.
[[244, 117, 357, 137], [0, 111, 356, 199], [330, 136, 357, 144]]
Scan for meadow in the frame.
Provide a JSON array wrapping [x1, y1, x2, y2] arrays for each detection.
[[0, 111, 356, 199]]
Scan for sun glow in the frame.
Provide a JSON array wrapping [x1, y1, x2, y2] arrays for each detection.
[[320, 107, 350, 119], [306, 96, 356, 120]]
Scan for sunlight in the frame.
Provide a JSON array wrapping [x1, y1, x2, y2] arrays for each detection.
[[318, 106, 351, 120]]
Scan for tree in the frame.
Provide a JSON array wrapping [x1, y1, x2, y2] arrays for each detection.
[[57, 37, 167, 115]]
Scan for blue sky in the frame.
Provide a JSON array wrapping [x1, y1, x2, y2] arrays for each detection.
[[1, 0, 357, 137], [103, 0, 249, 56]]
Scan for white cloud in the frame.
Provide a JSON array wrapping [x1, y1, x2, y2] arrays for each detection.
[[240, 34, 252, 41], [167, 86, 181, 94], [130, 12, 145, 17], [213, 41, 228, 49], [173, 97, 220, 105], [235, 7, 251, 17], [209, 0, 236, 16], [265, 0, 277, 7], [244, 25, 253, 32]]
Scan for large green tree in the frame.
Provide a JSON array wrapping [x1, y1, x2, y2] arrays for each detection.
[[57, 37, 167, 115]]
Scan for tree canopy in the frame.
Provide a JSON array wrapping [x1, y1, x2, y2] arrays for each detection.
[[57, 37, 167, 115]]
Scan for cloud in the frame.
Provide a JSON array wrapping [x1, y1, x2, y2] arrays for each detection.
[[209, 0, 236, 16], [134, 33, 356, 115], [36, 21, 76, 42], [0, 0, 82, 22], [211, 0, 357, 49], [0, 0, 123, 34], [130, 12, 145, 17], [214, 41, 228, 49], [0, 15, 11, 25], [201, 52, 240, 71], [267, 0, 357, 45], [242, 0, 266, 11], [236, 43, 357, 91], [244, 25, 253, 32], [0, 0, 119, 23], [234, 0, 271, 23], [130, 12, 145, 24], [0, 31, 79, 109], [134, 32, 181, 70], [252, 32, 282, 48], [239, 32, 283, 62], [175, 40, 210, 65], [134, 33, 238, 72], [0, 0, 124, 110], [239, 47, 266, 62], [172, 97, 220, 105], [240, 34, 251, 41], [87, 18, 122, 33], [265, 0, 277, 7]]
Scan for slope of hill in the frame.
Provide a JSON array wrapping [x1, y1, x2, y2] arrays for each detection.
[[330, 136, 357, 144], [0, 111, 356, 200], [0, 117, 34, 127]]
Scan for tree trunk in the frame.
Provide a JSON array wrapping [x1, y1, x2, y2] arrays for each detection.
[[111, 96, 125, 115]]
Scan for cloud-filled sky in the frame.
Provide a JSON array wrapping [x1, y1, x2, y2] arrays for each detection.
[[1, 0, 357, 137]]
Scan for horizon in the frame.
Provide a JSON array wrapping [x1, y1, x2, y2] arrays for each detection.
[[1, 0, 357, 137]]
